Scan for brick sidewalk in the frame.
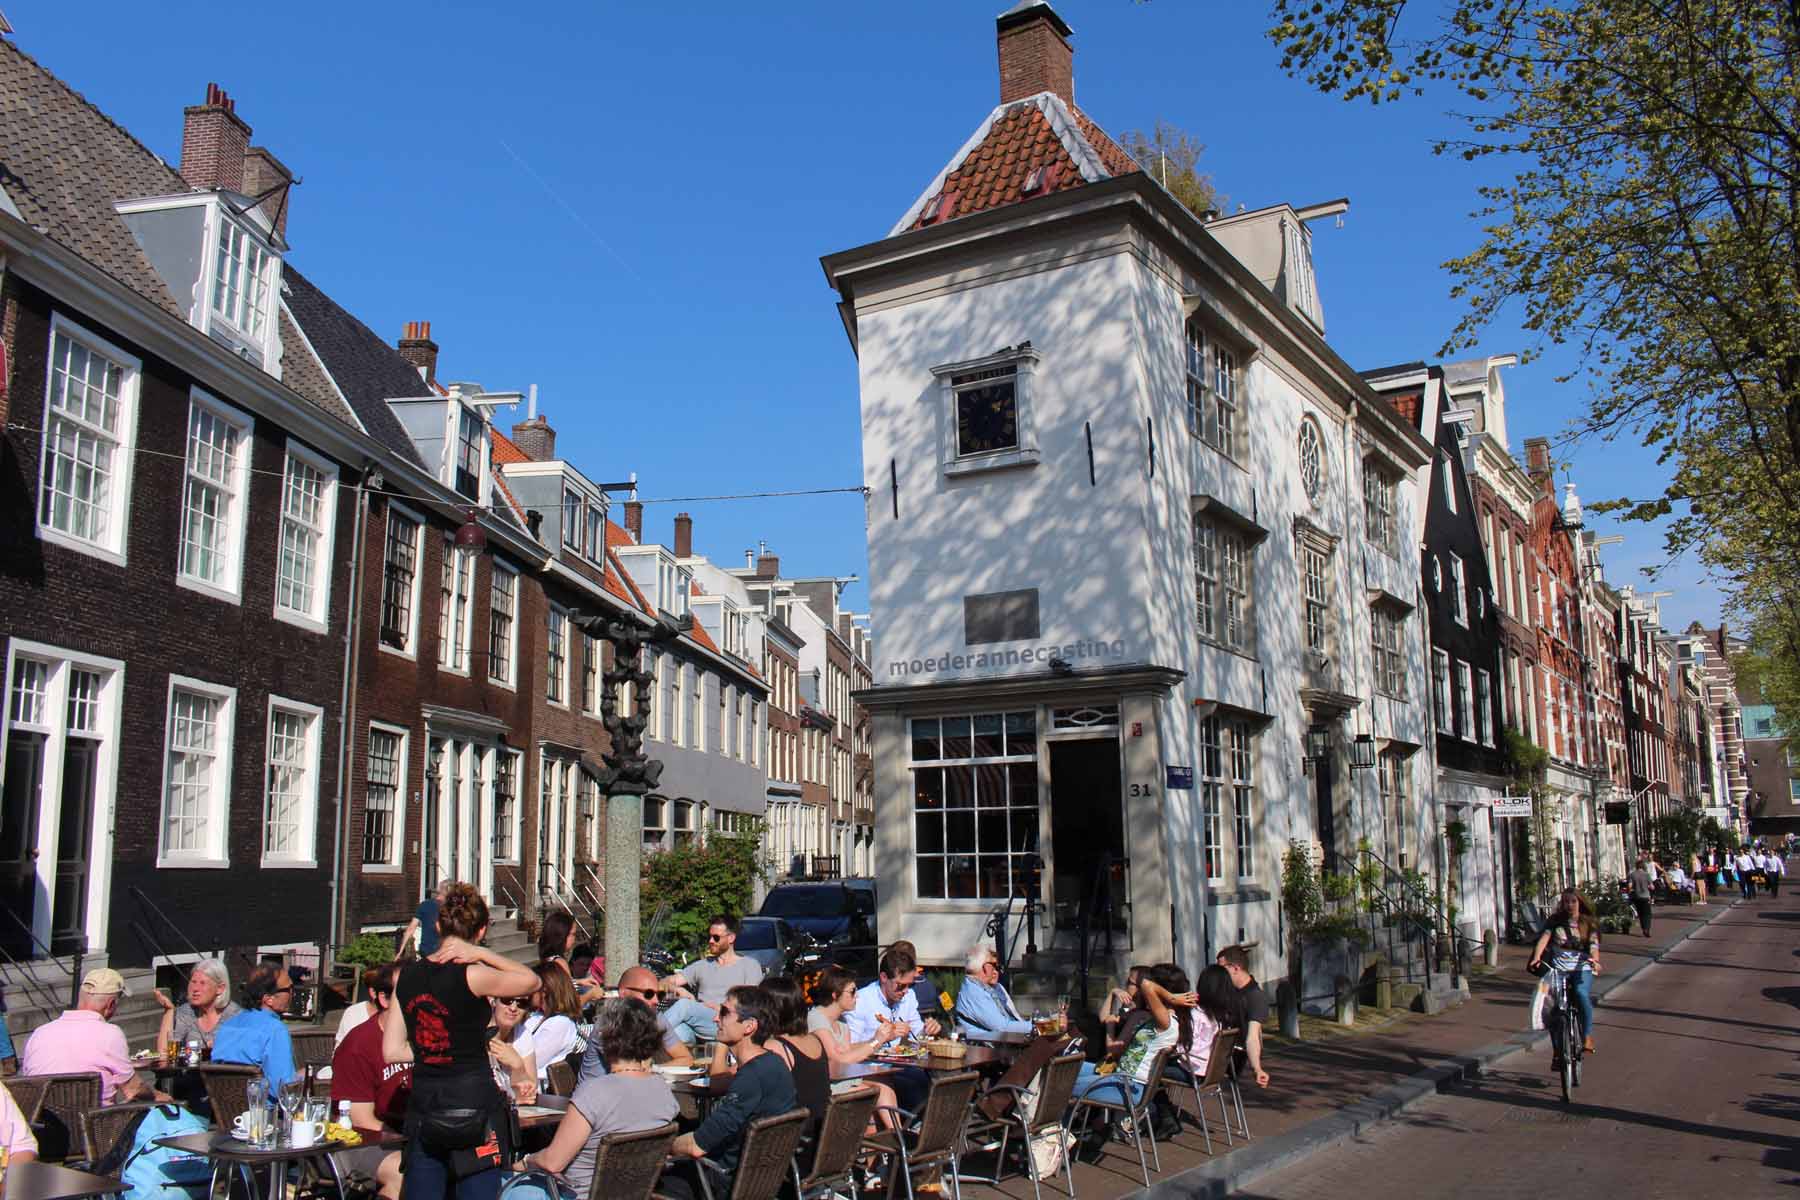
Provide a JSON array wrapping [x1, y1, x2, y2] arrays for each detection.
[[960, 898, 1729, 1199]]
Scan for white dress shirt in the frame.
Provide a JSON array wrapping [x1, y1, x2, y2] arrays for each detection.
[[845, 980, 921, 1044]]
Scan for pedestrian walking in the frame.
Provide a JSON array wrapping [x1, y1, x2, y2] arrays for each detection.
[[1735, 848, 1756, 900], [1770, 849, 1786, 899], [1627, 858, 1655, 936]]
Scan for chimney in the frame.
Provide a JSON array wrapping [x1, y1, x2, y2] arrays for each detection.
[[180, 83, 251, 192], [1562, 482, 1584, 529], [673, 513, 693, 559], [1523, 436, 1552, 492], [623, 500, 643, 543], [397, 321, 439, 386], [511, 413, 556, 462], [756, 553, 780, 579], [997, 2, 1074, 106], [239, 146, 293, 239]]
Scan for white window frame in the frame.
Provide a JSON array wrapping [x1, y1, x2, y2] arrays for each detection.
[[363, 722, 408, 872], [1372, 605, 1407, 700], [488, 561, 518, 688], [1449, 553, 1468, 626], [930, 345, 1042, 477], [1475, 669, 1494, 746], [378, 502, 426, 659], [492, 747, 522, 865], [37, 315, 142, 566], [176, 389, 255, 605], [1455, 660, 1475, 741], [273, 441, 338, 633], [1441, 451, 1458, 512], [546, 605, 570, 706], [1363, 459, 1397, 556], [208, 211, 276, 355], [157, 675, 238, 868], [438, 535, 476, 675], [1432, 649, 1451, 732], [1194, 512, 1257, 656], [261, 696, 323, 868], [581, 632, 601, 715]]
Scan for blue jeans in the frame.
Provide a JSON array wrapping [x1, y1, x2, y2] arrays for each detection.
[[1073, 1062, 1145, 1106], [402, 1136, 503, 1200], [1551, 967, 1594, 1047], [660, 997, 718, 1045]]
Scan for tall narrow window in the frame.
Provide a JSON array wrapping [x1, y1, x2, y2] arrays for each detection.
[[1432, 649, 1451, 731], [438, 536, 475, 672], [212, 219, 271, 339], [40, 323, 136, 558], [1199, 716, 1225, 883], [1476, 669, 1494, 746], [493, 750, 518, 862], [454, 408, 483, 500], [546, 608, 568, 704], [1302, 544, 1331, 655], [380, 510, 421, 651], [1229, 719, 1256, 880], [364, 726, 403, 867], [1440, 451, 1458, 512], [1183, 322, 1237, 459], [160, 681, 235, 863], [489, 565, 517, 684], [1372, 607, 1407, 699], [1449, 554, 1468, 625], [908, 712, 1039, 899], [581, 634, 599, 714], [1363, 462, 1396, 554], [1380, 752, 1408, 867], [1455, 660, 1475, 740], [275, 449, 335, 627], [1194, 514, 1256, 653], [178, 396, 252, 596], [264, 703, 319, 864]]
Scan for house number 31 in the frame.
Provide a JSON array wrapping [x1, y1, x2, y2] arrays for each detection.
[[1128, 783, 1155, 797]]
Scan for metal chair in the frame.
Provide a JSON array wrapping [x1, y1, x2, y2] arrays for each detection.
[[863, 1070, 982, 1200], [583, 1120, 677, 1200], [12, 1072, 101, 1162], [1161, 1027, 1242, 1155], [692, 1107, 810, 1200], [546, 1058, 576, 1097], [1065, 1046, 1175, 1188], [962, 1052, 1083, 1200], [792, 1086, 879, 1200], [75, 1101, 159, 1173]]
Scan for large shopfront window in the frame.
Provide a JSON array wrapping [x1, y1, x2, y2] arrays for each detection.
[[910, 712, 1038, 899]]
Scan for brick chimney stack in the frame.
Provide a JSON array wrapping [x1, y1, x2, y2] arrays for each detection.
[[1523, 436, 1553, 493], [673, 513, 693, 559], [181, 83, 251, 192], [997, 2, 1074, 106], [240, 146, 293, 239], [623, 500, 643, 543], [756, 552, 780, 578], [511, 413, 556, 462], [397, 322, 439, 386]]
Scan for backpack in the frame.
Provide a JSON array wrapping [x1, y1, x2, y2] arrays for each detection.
[[119, 1104, 214, 1200]]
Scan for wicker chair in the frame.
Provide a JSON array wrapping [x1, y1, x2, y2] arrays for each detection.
[[12, 1072, 102, 1162], [75, 1101, 160, 1173], [1162, 1027, 1243, 1155], [792, 1086, 880, 1200], [546, 1058, 576, 1098], [580, 1120, 677, 1200], [1065, 1046, 1175, 1189], [864, 1070, 983, 1200], [962, 1052, 1084, 1200], [195, 1062, 262, 1128], [289, 1028, 337, 1074], [691, 1107, 809, 1200], [3, 1075, 49, 1124]]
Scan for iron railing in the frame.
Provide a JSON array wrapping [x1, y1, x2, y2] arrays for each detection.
[[1355, 847, 1477, 991]]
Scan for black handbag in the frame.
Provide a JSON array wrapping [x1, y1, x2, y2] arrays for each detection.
[[412, 1070, 501, 1154]]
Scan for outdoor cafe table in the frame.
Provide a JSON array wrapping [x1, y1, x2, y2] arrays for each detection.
[[671, 1059, 899, 1111], [154, 1129, 373, 1200], [513, 1094, 571, 1132], [3, 1162, 125, 1200]]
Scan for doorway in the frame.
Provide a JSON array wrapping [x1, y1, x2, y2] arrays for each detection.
[[1048, 739, 1127, 944], [1314, 755, 1338, 873], [0, 732, 44, 959], [51, 738, 98, 955]]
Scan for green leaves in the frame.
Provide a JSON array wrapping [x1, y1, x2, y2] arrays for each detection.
[[639, 824, 769, 960]]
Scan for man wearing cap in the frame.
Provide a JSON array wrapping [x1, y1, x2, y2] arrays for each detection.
[[20, 968, 159, 1104]]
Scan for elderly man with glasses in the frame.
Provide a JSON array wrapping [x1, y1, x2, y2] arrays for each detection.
[[658, 915, 765, 1046], [212, 963, 299, 1089], [577, 965, 694, 1081], [954, 946, 1034, 1038]]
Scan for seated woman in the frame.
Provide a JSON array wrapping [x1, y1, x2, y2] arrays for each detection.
[[523, 964, 584, 1087], [1171, 965, 1241, 1080], [154, 958, 241, 1052], [538, 912, 604, 1009], [755, 976, 830, 1137], [1073, 963, 1195, 1105], [489, 992, 539, 1105], [516, 1001, 678, 1199], [806, 966, 903, 1129], [212, 964, 298, 1089]]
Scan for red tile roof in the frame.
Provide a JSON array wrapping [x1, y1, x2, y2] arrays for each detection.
[[486, 429, 530, 524], [902, 93, 1139, 234]]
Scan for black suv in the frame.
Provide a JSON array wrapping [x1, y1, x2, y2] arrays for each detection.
[[757, 880, 876, 972]]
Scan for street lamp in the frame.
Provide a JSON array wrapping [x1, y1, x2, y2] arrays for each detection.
[[1350, 733, 1378, 771], [453, 508, 487, 554], [1305, 725, 1332, 763]]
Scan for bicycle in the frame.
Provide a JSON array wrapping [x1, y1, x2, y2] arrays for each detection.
[[1540, 965, 1586, 1103]]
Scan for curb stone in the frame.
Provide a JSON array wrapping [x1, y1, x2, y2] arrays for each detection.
[[1134, 901, 1740, 1199]]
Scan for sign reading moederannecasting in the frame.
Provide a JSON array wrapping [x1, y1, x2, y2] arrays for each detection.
[[1166, 765, 1194, 790], [1491, 795, 1533, 818], [887, 638, 1129, 679]]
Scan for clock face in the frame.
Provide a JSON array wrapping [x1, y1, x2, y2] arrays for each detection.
[[1298, 420, 1323, 502]]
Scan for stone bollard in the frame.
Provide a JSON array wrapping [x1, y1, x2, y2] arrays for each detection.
[[1277, 978, 1301, 1039], [1334, 974, 1357, 1026], [1483, 929, 1499, 968], [1374, 965, 1394, 1010]]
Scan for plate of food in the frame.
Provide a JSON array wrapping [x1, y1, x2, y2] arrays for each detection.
[[881, 1043, 928, 1059], [652, 1064, 705, 1078]]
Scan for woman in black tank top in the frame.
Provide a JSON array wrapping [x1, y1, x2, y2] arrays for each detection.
[[762, 976, 832, 1138], [382, 884, 539, 1200]]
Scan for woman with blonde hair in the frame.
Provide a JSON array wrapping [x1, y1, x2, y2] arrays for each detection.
[[153, 958, 240, 1051], [1528, 889, 1602, 1060]]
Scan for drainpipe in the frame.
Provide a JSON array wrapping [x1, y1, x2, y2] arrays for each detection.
[[326, 465, 373, 962], [1341, 399, 1365, 856]]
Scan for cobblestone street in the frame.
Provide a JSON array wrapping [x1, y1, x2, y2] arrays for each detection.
[[1237, 891, 1800, 1198]]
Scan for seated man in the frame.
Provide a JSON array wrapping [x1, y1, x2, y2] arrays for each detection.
[[846, 944, 942, 1045], [212, 964, 298, 1089], [328, 964, 409, 1200], [954, 946, 1033, 1039], [664, 986, 797, 1200], [658, 916, 765, 1045], [577, 965, 692, 1082], [20, 969, 162, 1104]]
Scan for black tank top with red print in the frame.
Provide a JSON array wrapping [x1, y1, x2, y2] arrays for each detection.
[[397, 960, 490, 1079]]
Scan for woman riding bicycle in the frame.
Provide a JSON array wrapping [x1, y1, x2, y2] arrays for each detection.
[[1528, 889, 1603, 1060]]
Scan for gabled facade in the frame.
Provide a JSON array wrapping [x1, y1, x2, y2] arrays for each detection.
[[823, 2, 1431, 979]]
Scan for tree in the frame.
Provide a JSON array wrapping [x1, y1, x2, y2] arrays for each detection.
[[1120, 120, 1223, 219], [640, 824, 767, 960], [1266, 3, 1800, 731]]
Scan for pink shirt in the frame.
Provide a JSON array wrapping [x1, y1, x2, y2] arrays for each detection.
[[20, 1009, 136, 1104], [1, 1081, 37, 1158]]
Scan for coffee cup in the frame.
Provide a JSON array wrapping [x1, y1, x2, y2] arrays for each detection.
[[288, 1120, 323, 1148], [231, 1113, 250, 1136]]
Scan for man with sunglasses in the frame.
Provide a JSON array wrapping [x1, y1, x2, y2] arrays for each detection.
[[659, 916, 765, 1046], [576, 966, 692, 1081], [664, 986, 795, 1200], [213, 963, 299, 1089]]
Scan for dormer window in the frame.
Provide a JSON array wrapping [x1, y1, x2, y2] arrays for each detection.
[[212, 216, 273, 344], [454, 408, 484, 500]]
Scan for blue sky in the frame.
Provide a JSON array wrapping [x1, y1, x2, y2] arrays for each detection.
[[21, 0, 1720, 631]]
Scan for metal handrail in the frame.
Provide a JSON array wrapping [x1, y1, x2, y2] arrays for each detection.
[[580, 863, 607, 902], [0, 933, 64, 1016], [539, 861, 602, 935], [1074, 852, 1119, 1012], [128, 886, 206, 964], [1356, 848, 1478, 987]]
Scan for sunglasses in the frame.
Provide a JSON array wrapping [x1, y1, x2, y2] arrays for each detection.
[[621, 985, 657, 998], [496, 997, 529, 1010], [707, 933, 728, 943], [718, 1006, 738, 1021], [271, 985, 294, 994]]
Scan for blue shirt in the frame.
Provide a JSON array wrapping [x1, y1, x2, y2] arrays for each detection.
[[415, 900, 442, 955], [212, 1008, 297, 1090], [845, 980, 921, 1044], [954, 977, 1032, 1037]]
